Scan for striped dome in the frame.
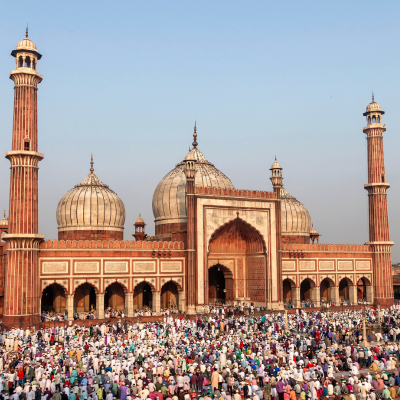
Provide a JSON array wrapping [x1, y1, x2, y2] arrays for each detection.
[[152, 147, 234, 227], [56, 171, 125, 234], [280, 187, 311, 237]]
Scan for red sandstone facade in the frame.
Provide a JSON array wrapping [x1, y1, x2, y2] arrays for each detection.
[[0, 35, 394, 327]]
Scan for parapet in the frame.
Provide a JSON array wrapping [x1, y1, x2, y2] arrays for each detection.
[[281, 243, 372, 252], [39, 239, 185, 250], [195, 187, 276, 199]]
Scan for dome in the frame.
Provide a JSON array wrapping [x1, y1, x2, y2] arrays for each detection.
[[0, 212, 8, 226], [56, 160, 125, 240], [135, 214, 145, 225], [16, 37, 37, 51], [152, 146, 235, 231], [280, 187, 311, 238], [310, 224, 318, 234], [270, 157, 281, 170], [366, 101, 381, 112]]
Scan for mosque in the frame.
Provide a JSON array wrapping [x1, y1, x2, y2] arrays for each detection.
[[0, 34, 394, 327]]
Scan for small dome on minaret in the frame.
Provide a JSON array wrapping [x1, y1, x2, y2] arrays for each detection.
[[0, 211, 8, 226], [133, 214, 147, 241]]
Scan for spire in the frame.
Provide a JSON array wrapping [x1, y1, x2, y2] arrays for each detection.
[[3, 210, 5, 218], [26, 25, 28, 38], [90, 154, 94, 174], [192, 121, 198, 148], [372, 91, 374, 102]]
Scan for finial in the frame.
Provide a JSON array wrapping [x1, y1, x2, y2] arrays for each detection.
[[3, 210, 5, 218], [275, 155, 277, 161], [90, 154, 94, 173], [26, 25, 28, 38], [372, 91, 374, 102], [139, 213, 141, 218], [192, 121, 198, 148], [236, 211, 239, 219]]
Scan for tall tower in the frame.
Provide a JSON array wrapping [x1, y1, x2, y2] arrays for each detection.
[[270, 157, 283, 306], [363, 96, 394, 307], [3, 32, 44, 326], [184, 124, 197, 315]]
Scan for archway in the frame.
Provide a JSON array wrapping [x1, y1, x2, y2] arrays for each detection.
[[41, 283, 66, 313], [161, 281, 179, 309], [104, 282, 126, 311], [133, 282, 153, 309], [208, 217, 267, 304], [282, 278, 295, 304], [357, 277, 372, 302], [320, 278, 335, 302], [339, 278, 352, 300], [209, 265, 227, 303], [300, 278, 315, 301], [74, 283, 96, 313]]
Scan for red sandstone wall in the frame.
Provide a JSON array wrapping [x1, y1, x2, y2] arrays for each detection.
[[58, 229, 123, 241]]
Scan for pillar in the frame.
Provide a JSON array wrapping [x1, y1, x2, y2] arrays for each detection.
[[3, 35, 44, 327], [330, 286, 339, 304], [366, 285, 373, 303], [292, 287, 300, 308], [311, 287, 320, 307], [363, 98, 394, 307], [96, 294, 104, 319], [178, 290, 186, 313], [125, 293, 133, 318], [184, 128, 197, 315], [349, 286, 358, 305], [66, 295, 74, 321], [152, 292, 160, 315]]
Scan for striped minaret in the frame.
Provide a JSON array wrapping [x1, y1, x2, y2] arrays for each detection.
[[363, 95, 394, 307], [3, 31, 44, 327]]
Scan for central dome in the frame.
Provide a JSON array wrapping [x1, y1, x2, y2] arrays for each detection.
[[56, 158, 125, 240], [152, 140, 235, 240]]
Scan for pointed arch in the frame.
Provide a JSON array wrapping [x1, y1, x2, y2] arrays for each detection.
[[208, 217, 266, 254]]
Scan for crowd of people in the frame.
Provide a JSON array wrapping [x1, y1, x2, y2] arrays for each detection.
[[3, 305, 400, 400]]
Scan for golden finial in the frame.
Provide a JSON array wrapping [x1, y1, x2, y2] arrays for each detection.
[[275, 155, 277, 161], [372, 92, 374, 102], [90, 154, 94, 173], [192, 121, 198, 148], [3, 210, 5, 218], [26, 25, 28, 38]]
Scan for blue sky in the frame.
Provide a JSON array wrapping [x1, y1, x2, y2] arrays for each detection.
[[0, 1, 400, 259]]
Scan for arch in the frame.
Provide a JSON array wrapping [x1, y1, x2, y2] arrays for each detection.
[[133, 279, 156, 293], [104, 282, 126, 311], [372, 116, 376, 123], [208, 217, 266, 254], [320, 277, 335, 302], [300, 278, 315, 301], [74, 282, 96, 313], [133, 281, 153, 309], [378, 116, 380, 123], [18, 56, 23, 68], [368, 117, 371, 124], [357, 276, 372, 301], [283, 278, 296, 303], [41, 283, 67, 314], [161, 281, 179, 309], [339, 277, 352, 300], [208, 217, 267, 304], [25, 56, 31, 68]]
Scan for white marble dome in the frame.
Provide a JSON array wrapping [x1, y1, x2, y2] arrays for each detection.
[[16, 37, 37, 51], [280, 187, 311, 237], [152, 147, 235, 227], [57, 169, 125, 234]]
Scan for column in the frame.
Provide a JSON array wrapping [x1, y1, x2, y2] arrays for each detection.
[[178, 290, 186, 313], [152, 292, 161, 315], [330, 286, 339, 305], [96, 293, 104, 319], [292, 287, 300, 308], [66, 295, 74, 321], [125, 293, 133, 318], [311, 287, 320, 307], [366, 285, 373, 304], [349, 286, 358, 305]]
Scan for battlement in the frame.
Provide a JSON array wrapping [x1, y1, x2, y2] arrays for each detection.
[[39, 239, 185, 250], [195, 187, 276, 199], [281, 243, 372, 252]]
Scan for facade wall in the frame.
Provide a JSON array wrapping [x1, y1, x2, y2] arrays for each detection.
[[58, 229, 123, 241]]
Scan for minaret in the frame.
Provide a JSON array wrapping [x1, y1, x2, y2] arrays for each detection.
[[3, 31, 44, 327], [270, 157, 283, 307], [133, 214, 147, 241], [184, 123, 197, 314], [363, 95, 394, 307]]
